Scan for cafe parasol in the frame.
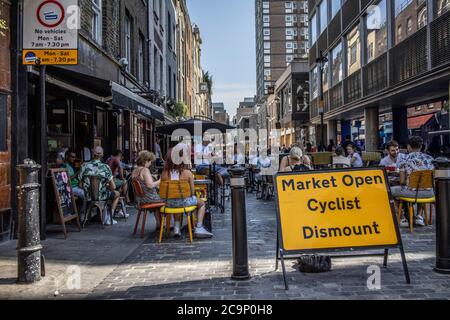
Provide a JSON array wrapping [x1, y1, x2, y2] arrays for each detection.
[[155, 116, 235, 135]]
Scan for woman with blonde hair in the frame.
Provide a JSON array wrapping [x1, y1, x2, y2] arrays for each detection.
[[131, 151, 162, 204], [280, 146, 312, 172]]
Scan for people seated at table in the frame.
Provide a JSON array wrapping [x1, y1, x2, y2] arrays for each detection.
[[380, 140, 405, 168], [62, 149, 85, 202], [391, 136, 435, 227], [341, 135, 353, 156], [131, 151, 162, 227], [195, 138, 231, 187], [280, 146, 312, 172], [106, 150, 130, 207], [251, 149, 273, 182], [48, 151, 64, 169], [162, 147, 213, 239], [232, 143, 246, 165], [333, 147, 351, 168], [79, 146, 121, 224], [346, 144, 364, 168], [327, 139, 337, 153]]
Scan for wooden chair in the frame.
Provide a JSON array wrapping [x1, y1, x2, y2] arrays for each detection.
[[396, 170, 436, 233], [311, 152, 333, 169], [131, 178, 165, 239], [159, 180, 198, 243], [362, 151, 382, 167]]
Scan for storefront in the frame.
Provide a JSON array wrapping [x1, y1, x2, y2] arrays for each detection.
[[26, 67, 165, 234]]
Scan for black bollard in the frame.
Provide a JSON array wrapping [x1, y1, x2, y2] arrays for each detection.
[[229, 166, 250, 280], [433, 157, 450, 274], [16, 159, 43, 283]]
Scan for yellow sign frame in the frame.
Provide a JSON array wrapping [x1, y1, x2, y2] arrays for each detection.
[[274, 168, 410, 290]]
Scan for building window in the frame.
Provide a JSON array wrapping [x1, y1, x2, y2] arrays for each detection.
[[311, 66, 319, 99], [331, 42, 343, 85], [168, 12, 172, 49], [263, 1, 269, 9], [346, 26, 360, 76], [319, 0, 328, 34], [322, 58, 329, 92], [264, 29, 271, 36], [331, 0, 341, 18], [406, 17, 412, 34], [125, 13, 132, 73], [394, 0, 428, 44], [436, 0, 450, 17], [92, 0, 102, 44], [286, 42, 293, 49], [365, 0, 387, 63], [264, 42, 271, 49], [310, 12, 318, 45], [138, 34, 145, 83]]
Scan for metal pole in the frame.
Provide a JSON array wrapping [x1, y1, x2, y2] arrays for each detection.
[[17, 159, 43, 283], [39, 65, 47, 240], [320, 111, 325, 151], [229, 166, 250, 280], [433, 157, 450, 274]]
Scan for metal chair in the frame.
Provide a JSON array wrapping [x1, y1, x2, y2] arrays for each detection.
[[83, 175, 112, 229]]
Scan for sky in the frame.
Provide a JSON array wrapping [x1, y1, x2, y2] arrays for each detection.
[[186, 0, 256, 119]]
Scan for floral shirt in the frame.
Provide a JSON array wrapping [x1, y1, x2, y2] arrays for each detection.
[[398, 152, 434, 189], [79, 160, 113, 200]]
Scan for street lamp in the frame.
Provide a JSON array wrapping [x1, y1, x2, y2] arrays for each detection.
[[316, 51, 328, 151]]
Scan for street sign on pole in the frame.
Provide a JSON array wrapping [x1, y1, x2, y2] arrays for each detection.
[[22, 0, 79, 65]]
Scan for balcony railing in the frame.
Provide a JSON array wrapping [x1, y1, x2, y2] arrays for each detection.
[[431, 10, 450, 68], [344, 70, 361, 104], [390, 27, 428, 86], [363, 53, 388, 96]]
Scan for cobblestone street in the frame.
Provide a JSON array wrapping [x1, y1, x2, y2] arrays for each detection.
[[86, 193, 450, 300]]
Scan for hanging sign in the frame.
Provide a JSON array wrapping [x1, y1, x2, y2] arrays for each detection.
[[22, 0, 79, 65]]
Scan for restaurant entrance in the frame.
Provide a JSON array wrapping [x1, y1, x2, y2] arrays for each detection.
[[74, 109, 93, 162]]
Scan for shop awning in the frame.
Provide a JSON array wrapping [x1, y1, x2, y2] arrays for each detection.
[[408, 114, 434, 129], [111, 82, 165, 121], [42, 67, 166, 121]]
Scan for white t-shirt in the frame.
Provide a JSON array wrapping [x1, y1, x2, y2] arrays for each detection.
[[195, 143, 211, 165], [380, 153, 405, 168]]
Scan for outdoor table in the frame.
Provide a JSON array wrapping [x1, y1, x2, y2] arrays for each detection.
[[386, 168, 401, 187], [195, 179, 213, 211]]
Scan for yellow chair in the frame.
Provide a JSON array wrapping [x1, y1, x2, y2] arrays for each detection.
[[311, 152, 333, 169], [362, 151, 382, 167], [396, 170, 435, 233], [159, 180, 197, 243]]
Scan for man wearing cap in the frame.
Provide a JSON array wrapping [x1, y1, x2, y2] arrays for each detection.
[[79, 146, 121, 224]]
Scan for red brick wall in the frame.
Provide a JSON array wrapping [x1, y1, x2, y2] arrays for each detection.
[[0, 0, 11, 210]]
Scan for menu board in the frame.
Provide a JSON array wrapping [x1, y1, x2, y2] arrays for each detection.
[[49, 168, 81, 239]]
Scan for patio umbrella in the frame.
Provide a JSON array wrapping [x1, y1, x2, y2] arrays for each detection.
[[155, 118, 235, 135]]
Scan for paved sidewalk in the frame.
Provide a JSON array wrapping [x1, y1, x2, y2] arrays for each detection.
[[0, 207, 152, 299], [1, 194, 449, 300], [88, 194, 450, 300]]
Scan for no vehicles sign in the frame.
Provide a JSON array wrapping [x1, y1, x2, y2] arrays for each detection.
[[22, 0, 78, 65], [274, 168, 410, 289]]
